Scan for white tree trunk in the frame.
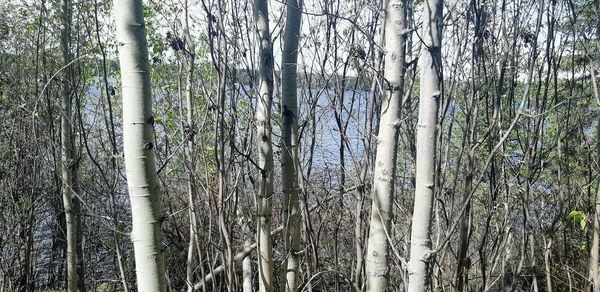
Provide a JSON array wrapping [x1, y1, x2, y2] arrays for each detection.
[[59, 0, 81, 290], [364, 0, 407, 290], [114, 0, 167, 291], [407, 0, 443, 289], [242, 220, 253, 292], [280, 0, 302, 291], [254, 0, 275, 291]]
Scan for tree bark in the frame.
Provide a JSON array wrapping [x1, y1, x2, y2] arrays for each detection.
[[253, 0, 275, 291], [114, 0, 167, 291], [280, 0, 302, 291], [242, 220, 253, 292], [59, 0, 82, 290], [364, 0, 407, 290], [407, 0, 443, 289]]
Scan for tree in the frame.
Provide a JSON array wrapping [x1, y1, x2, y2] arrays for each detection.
[[407, 0, 443, 289], [180, 1, 199, 291], [59, 0, 84, 290], [114, 0, 166, 291], [364, 0, 407, 290], [2, 0, 600, 290], [254, 0, 276, 290], [280, 0, 303, 290], [590, 132, 600, 292], [587, 48, 600, 292]]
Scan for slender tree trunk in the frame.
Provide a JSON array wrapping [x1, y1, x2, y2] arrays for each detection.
[[588, 66, 600, 292], [356, 12, 387, 291], [242, 220, 253, 292], [280, 0, 302, 290], [216, 68, 235, 291], [23, 192, 35, 292], [355, 79, 378, 292], [364, 0, 407, 290], [254, 0, 276, 291], [407, 0, 443, 289], [456, 4, 483, 289], [59, 0, 81, 290], [72, 171, 85, 292], [114, 0, 166, 290], [181, 1, 199, 291], [543, 237, 553, 292], [591, 181, 600, 292], [456, 147, 474, 291], [111, 203, 129, 292]]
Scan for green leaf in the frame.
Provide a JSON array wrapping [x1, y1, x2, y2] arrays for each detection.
[[568, 210, 587, 230], [568, 210, 584, 220]]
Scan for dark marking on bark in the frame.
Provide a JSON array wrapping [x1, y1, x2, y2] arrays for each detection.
[[282, 105, 293, 118], [262, 52, 272, 66]]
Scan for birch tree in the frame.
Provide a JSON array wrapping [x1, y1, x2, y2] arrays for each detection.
[[364, 0, 407, 290], [2, 0, 600, 290], [254, 0, 276, 290], [281, 0, 302, 290], [59, 0, 83, 290], [407, 0, 443, 289], [114, 0, 166, 291]]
